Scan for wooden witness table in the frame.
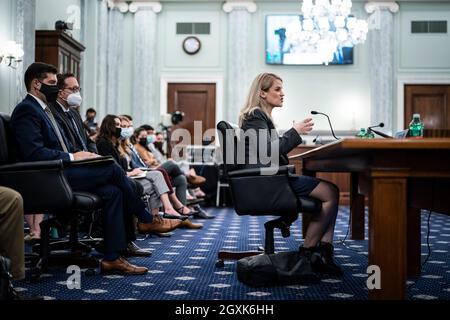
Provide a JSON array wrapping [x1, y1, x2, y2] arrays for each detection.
[[290, 138, 450, 300]]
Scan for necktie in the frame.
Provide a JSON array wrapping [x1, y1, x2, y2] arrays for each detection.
[[44, 107, 69, 152], [67, 111, 88, 151]]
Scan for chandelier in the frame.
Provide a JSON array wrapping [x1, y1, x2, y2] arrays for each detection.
[[0, 41, 24, 69], [286, 0, 368, 64]]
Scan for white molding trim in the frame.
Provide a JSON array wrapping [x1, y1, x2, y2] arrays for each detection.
[[365, 2, 399, 14], [160, 75, 224, 135], [365, 2, 399, 30], [397, 74, 450, 131], [223, 1, 257, 13], [129, 2, 162, 13], [106, 0, 128, 13], [106, 1, 162, 13]]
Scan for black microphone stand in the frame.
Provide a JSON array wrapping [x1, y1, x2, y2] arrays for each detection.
[[311, 111, 339, 140], [368, 128, 393, 139]]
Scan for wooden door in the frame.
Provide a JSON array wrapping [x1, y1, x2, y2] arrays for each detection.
[[405, 85, 450, 137], [167, 83, 216, 146]]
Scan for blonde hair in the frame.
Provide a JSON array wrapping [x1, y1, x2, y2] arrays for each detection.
[[238, 73, 282, 126], [118, 138, 132, 158]]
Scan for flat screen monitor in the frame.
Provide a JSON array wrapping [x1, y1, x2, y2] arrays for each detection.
[[265, 15, 354, 66]]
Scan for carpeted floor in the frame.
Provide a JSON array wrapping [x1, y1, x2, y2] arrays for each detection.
[[16, 206, 450, 300]]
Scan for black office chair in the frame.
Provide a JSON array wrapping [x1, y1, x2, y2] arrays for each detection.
[[0, 112, 107, 279], [215, 121, 322, 267]]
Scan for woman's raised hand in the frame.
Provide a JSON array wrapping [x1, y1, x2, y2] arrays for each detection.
[[293, 118, 314, 135]]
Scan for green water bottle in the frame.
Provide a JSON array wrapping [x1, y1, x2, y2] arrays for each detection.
[[409, 114, 424, 138], [356, 128, 366, 138]]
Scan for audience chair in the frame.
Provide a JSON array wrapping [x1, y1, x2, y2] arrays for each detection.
[[215, 121, 322, 267], [0, 112, 108, 279]]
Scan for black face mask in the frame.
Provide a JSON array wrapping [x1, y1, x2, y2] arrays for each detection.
[[139, 138, 148, 146], [39, 82, 59, 103], [114, 127, 122, 139]]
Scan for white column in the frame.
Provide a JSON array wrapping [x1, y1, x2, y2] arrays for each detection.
[[132, 2, 162, 126], [105, 9, 124, 116], [365, 2, 399, 134], [223, 1, 257, 123], [15, 0, 35, 105], [96, 0, 109, 120]]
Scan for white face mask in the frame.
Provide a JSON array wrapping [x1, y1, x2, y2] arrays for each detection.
[[66, 92, 82, 106]]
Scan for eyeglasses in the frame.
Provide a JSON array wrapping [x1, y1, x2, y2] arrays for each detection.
[[63, 87, 81, 93]]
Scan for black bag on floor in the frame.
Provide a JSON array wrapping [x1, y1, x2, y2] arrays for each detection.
[[236, 251, 318, 287], [0, 255, 14, 300]]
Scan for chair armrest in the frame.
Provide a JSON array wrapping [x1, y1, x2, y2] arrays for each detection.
[[0, 160, 73, 213], [228, 165, 295, 178], [0, 159, 64, 171], [64, 156, 115, 168]]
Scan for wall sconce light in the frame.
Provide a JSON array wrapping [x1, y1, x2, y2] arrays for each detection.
[[0, 41, 25, 69]]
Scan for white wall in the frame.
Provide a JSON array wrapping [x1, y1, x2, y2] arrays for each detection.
[[35, 0, 81, 41], [254, 1, 371, 131]]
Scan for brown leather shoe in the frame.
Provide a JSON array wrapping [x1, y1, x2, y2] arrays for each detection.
[[187, 175, 206, 187], [137, 218, 181, 234], [100, 257, 148, 275], [179, 219, 203, 229]]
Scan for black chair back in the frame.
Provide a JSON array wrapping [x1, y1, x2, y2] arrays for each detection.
[[216, 120, 240, 180], [0, 113, 14, 165]]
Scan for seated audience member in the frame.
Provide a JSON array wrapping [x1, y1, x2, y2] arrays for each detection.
[[50, 73, 97, 153], [10, 62, 166, 275], [51, 73, 160, 255], [141, 124, 211, 213], [96, 115, 191, 221], [133, 126, 213, 218], [140, 124, 205, 186], [115, 117, 202, 229], [84, 107, 99, 140], [0, 187, 25, 281], [133, 127, 192, 214], [239, 73, 342, 276], [24, 214, 43, 242], [0, 187, 43, 300]]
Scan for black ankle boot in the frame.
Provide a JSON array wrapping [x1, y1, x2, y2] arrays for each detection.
[[291, 246, 319, 283], [311, 242, 343, 276]]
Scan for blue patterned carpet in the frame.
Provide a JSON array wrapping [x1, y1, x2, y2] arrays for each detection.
[[16, 207, 450, 300]]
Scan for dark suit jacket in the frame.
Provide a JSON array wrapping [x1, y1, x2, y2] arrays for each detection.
[[240, 108, 302, 168], [11, 94, 72, 162], [96, 137, 128, 171], [49, 102, 97, 153]]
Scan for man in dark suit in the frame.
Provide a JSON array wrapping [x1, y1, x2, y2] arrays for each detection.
[[49, 73, 96, 153], [10, 62, 175, 274]]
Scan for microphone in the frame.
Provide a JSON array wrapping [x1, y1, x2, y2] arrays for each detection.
[[367, 122, 393, 138], [310, 110, 339, 140]]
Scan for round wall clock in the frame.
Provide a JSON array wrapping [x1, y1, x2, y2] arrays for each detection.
[[182, 36, 201, 55]]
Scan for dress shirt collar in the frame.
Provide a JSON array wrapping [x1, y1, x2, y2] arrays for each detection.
[[27, 93, 47, 111], [57, 100, 70, 113]]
